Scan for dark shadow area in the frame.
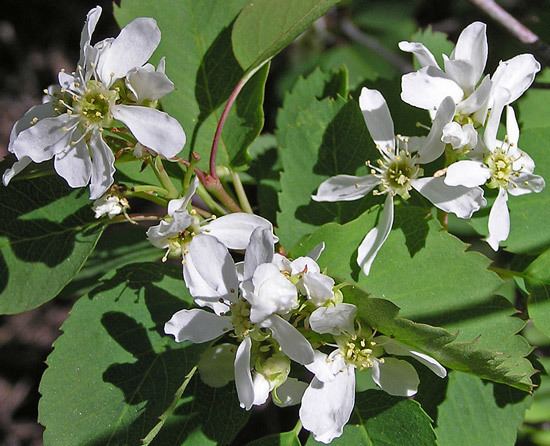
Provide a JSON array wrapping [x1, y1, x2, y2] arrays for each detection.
[[414, 361, 449, 423], [393, 203, 430, 257], [248, 147, 281, 222], [354, 389, 403, 418]]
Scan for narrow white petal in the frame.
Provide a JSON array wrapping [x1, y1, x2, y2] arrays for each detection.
[[96, 17, 161, 85], [168, 177, 199, 215], [235, 337, 255, 410], [401, 66, 464, 112], [452, 22, 488, 86], [415, 96, 455, 164], [88, 133, 115, 200], [10, 114, 74, 163], [486, 187, 509, 251], [444, 57, 477, 94], [112, 105, 186, 158], [3, 157, 32, 186], [307, 242, 325, 261], [299, 367, 355, 444], [252, 373, 271, 406], [54, 138, 92, 188], [312, 174, 379, 202], [164, 309, 232, 343], [456, 75, 492, 116], [309, 303, 357, 335], [376, 336, 446, 378], [444, 160, 491, 187], [491, 54, 541, 106], [484, 86, 510, 151], [203, 212, 276, 250], [264, 315, 314, 365], [301, 272, 335, 306], [273, 377, 308, 407], [243, 227, 275, 282], [359, 87, 395, 154], [413, 176, 486, 219], [357, 194, 394, 276], [126, 68, 174, 102], [506, 106, 519, 146], [78, 6, 102, 67], [372, 357, 419, 396], [398, 41, 438, 68], [8, 102, 56, 152], [509, 173, 545, 196]]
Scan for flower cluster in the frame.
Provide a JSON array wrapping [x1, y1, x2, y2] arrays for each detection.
[[3, 6, 185, 199], [314, 22, 544, 274], [164, 224, 446, 443]]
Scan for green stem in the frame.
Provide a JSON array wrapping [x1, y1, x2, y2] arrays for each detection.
[[204, 176, 242, 213], [151, 157, 179, 199], [231, 170, 253, 213], [131, 185, 170, 196], [126, 190, 168, 206], [141, 366, 198, 446], [197, 183, 228, 215]]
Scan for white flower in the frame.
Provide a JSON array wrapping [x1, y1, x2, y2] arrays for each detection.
[[164, 230, 315, 410], [400, 22, 539, 126], [92, 194, 129, 218], [299, 331, 446, 444], [445, 93, 545, 250], [312, 87, 486, 275], [6, 6, 185, 198], [441, 121, 478, 151]]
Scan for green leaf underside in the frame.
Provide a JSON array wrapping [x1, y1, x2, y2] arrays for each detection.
[[291, 208, 534, 390], [435, 372, 530, 446], [39, 262, 248, 445], [0, 176, 103, 314], [469, 128, 550, 254], [115, 0, 267, 170], [307, 390, 436, 446], [525, 248, 550, 337], [232, 0, 340, 73]]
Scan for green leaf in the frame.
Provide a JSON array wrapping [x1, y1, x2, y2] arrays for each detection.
[[525, 357, 550, 424], [0, 176, 103, 314], [435, 372, 531, 446], [291, 208, 535, 390], [115, 0, 268, 170], [247, 430, 301, 446], [39, 262, 248, 445], [232, 0, 340, 72], [276, 68, 379, 249], [307, 390, 436, 446], [407, 27, 453, 68], [518, 69, 550, 130], [525, 248, 550, 337]]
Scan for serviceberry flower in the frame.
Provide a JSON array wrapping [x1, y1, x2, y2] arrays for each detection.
[[92, 194, 129, 219], [445, 89, 545, 250], [313, 87, 486, 275], [5, 6, 185, 198]]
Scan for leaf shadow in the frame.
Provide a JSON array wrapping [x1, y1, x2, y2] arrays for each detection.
[[392, 203, 430, 258]]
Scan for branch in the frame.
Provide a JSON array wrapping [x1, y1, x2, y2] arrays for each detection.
[[469, 0, 550, 67]]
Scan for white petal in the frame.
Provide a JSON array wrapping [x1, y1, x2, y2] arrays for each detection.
[[126, 67, 174, 102], [164, 309, 232, 343], [307, 242, 325, 261], [290, 257, 320, 275], [273, 377, 308, 407], [398, 41, 438, 68], [187, 234, 239, 303], [491, 54, 541, 106], [203, 212, 276, 250], [376, 336, 446, 378], [442, 122, 478, 150], [301, 272, 335, 306], [357, 194, 394, 276], [415, 96, 455, 164], [2, 157, 32, 186], [78, 6, 102, 67], [484, 86, 510, 151], [452, 22, 488, 86], [456, 75, 492, 117], [264, 315, 314, 365], [371, 357, 419, 397], [412, 176, 486, 219], [8, 102, 56, 152], [112, 105, 185, 158], [88, 132, 115, 199], [299, 367, 355, 444], [146, 212, 192, 249], [312, 174, 379, 202], [96, 17, 161, 86], [305, 350, 344, 383], [252, 373, 270, 406], [243, 227, 275, 282], [309, 303, 357, 335], [359, 87, 395, 154], [444, 160, 491, 187], [10, 114, 74, 163], [54, 137, 92, 188], [235, 337, 254, 410], [401, 66, 464, 112], [444, 57, 477, 94], [506, 106, 519, 146], [168, 177, 199, 215], [486, 187, 509, 251], [509, 173, 545, 196]]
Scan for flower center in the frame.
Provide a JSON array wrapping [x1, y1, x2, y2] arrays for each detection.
[[486, 147, 515, 189], [75, 80, 118, 128], [230, 299, 253, 339], [373, 150, 422, 200], [340, 335, 377, 370]]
